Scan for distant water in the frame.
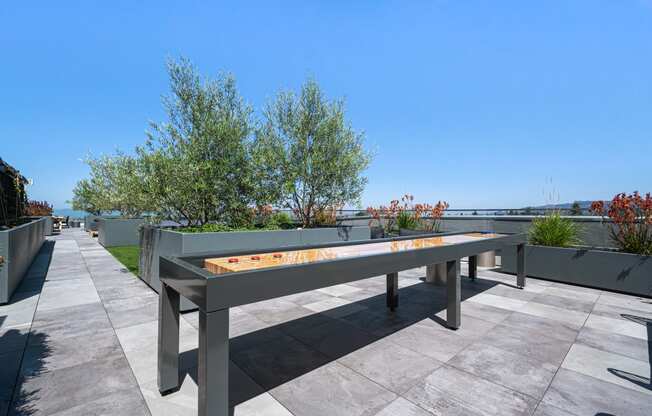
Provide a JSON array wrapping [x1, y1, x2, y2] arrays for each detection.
[[53, 209, 90, 219]]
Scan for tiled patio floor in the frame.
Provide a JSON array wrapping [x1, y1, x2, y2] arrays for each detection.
[[1, 229, 651, 415]]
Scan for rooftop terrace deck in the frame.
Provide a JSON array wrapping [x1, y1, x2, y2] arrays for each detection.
[[1, 229, 650, 415]]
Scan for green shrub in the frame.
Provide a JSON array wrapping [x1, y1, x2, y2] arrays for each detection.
[[267, 212, 293, 229], [529, 213, 581, 247], [179, 220, 285, 233], [396, 211, 418, 230]]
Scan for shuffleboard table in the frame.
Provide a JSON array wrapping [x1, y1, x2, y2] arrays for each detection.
[[157, 231, 527, 416]]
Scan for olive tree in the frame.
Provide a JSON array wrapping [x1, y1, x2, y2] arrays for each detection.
[[72, 153, 149, 217], [252, 79, 371, 227], [70, 179, 104, 215], [137, 58, 256, 226]]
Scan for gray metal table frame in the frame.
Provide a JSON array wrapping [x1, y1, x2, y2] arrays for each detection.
[[156, 231, 527, 416]]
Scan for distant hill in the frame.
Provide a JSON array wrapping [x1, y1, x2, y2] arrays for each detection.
[[530, 201, 596, 209]]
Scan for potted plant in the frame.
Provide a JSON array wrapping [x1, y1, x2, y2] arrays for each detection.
[[502, 192, 652, 297], [367, 199, 401, 238], [367, 195, 449, 238], [397, 195, 449, 236], [590, 192, 652, 255]]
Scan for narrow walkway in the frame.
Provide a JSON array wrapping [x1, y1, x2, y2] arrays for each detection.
[[1, 230, 150, 416]]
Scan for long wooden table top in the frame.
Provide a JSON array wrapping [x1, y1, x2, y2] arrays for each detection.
[[204, 233, 502, 275]]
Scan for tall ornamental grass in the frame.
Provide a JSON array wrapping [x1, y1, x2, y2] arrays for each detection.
[[528, 213, 581, 247]]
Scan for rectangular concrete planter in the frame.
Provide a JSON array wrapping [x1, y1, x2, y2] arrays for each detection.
[[39, 216, 53, 236], [84, 214, 102, 232], [501, 245, 652, 297], [398, 228, 444, 236], [97, 218, 146, 248], [140, 225, 371, 310], [0, 217, 47, 304]]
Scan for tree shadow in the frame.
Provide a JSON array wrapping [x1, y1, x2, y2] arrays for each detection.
[[8, 332, 53, 416], [0, 241, 55, 415], [176, 272, 501, 410]]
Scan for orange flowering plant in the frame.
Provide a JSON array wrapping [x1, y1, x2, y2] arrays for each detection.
[[367, 199, 401, 234], [422, 200, 450, 232], [590, 192, 652, 255], [25, 200, 53, 217], [367, 194, 448, 234]]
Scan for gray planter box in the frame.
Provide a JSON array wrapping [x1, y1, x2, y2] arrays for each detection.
[[370, 226, 385, 239], [27, 216, 53, 236], [501, 245, 652, 297], [84, 214, 102, 232], [140, 225, 371, 310], [399, 228, 445, 237], [42, 216, 53, 236], [0, 217, 47, 304], [97, 218, 146, 247], [399, 228, 426, 237]]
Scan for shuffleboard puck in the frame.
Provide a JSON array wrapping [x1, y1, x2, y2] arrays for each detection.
[[273, 253, 283, 258], [228, 258, 239, 263], [251, 255, 261, 260]]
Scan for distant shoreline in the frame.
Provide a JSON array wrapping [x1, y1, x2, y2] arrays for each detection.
[[53, 209, 89, 218]]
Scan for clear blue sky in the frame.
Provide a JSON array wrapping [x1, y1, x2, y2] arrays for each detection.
[[2, 1, 651, 209]]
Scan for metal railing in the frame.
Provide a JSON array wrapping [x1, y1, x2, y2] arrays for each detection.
[[276, 207, 597, 219]]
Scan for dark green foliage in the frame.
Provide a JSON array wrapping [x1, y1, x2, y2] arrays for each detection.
[[529, 213, 581, 247], [396, 210, 418, 230], [179, 222, 283, 233], [267, 211, 294, 229]]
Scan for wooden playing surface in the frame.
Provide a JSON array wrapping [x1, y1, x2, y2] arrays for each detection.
[[204, 233, 503, 275]]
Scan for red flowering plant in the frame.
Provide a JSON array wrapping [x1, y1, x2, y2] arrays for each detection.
[[367, 199, 401, 234], [422, 200, 450, 232], [25, 200, 53, 217], [367, 195, 449, 234], [590, 192, 652, 255], [314, 204, 342, 226]]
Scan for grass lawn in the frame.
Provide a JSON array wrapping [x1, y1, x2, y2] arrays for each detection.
[[106, 245, 140, 276]]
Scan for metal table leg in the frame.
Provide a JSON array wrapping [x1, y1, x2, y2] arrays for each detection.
[[199, 308, 229, 416], [517, 243, 526, 289], [446, 259, 461, 329], [386, 272, 398, 311], [468, 255, 477, 281], [158, 283, 180, 395]]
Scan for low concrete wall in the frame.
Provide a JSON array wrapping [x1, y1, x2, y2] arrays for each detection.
[[97, 218, 146, 247], [140, 225, 371, 310], [84, 215, 102, 232], [501, 245, 652, 297], [27, 216, 53, 236], [42, 216, 53, 236], [0, 217, 47, 303]]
